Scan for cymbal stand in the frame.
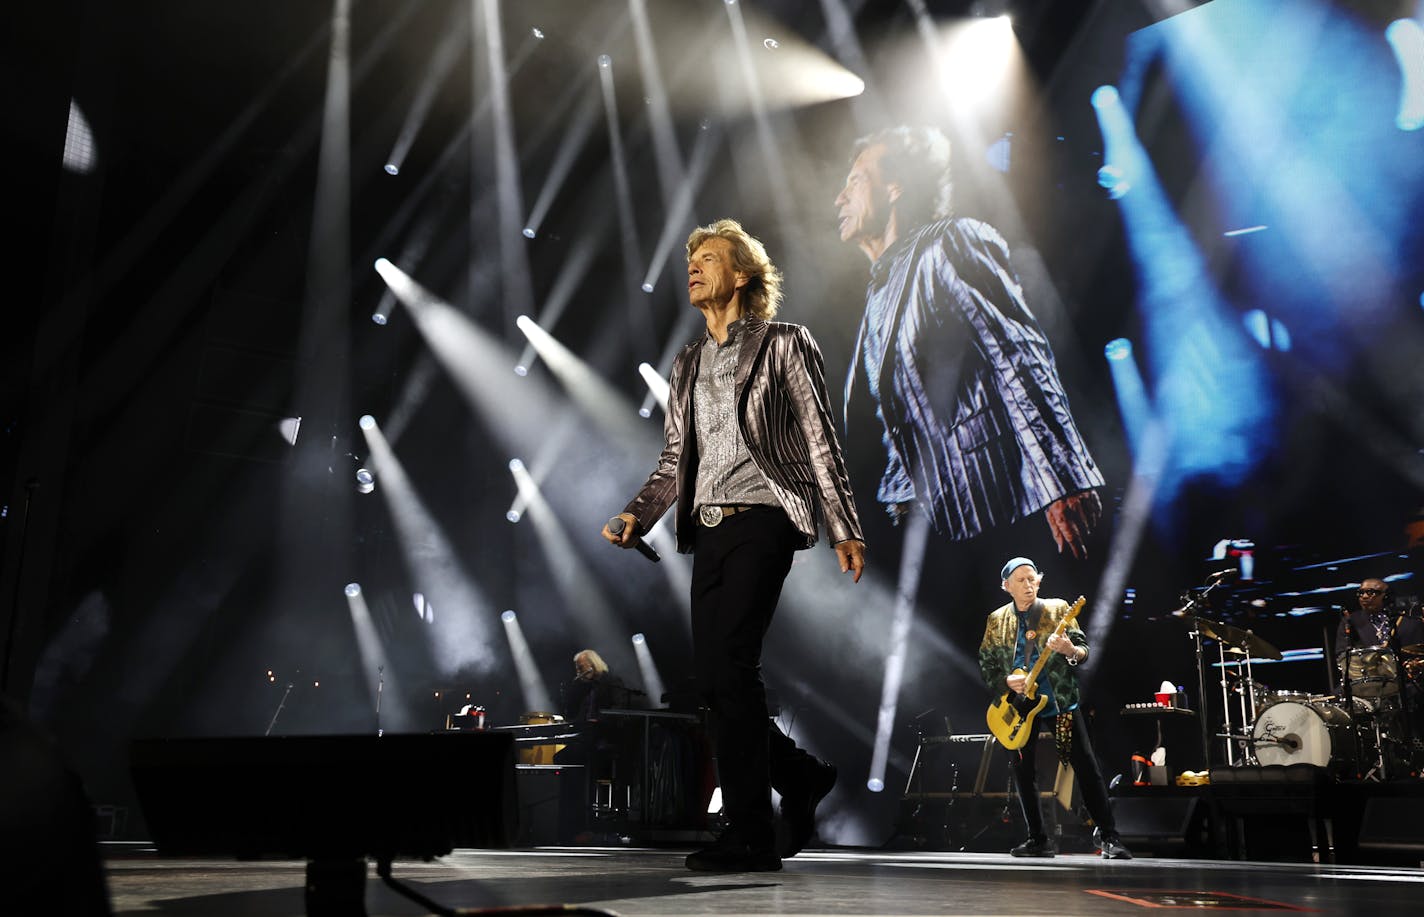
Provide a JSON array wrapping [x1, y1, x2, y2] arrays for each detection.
[[1338, 622, 1380, 781], [1240, 649, 1263, 765], [1217, 642, 1238, 766]]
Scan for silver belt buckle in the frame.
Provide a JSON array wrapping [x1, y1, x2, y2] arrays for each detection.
[[698, 505, 724, 528]]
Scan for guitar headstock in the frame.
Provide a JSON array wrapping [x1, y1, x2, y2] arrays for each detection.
[[1064, 595, 1086, 624]]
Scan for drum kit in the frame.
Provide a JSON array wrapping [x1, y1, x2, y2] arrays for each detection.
[[1190, 615, 1424, 779]]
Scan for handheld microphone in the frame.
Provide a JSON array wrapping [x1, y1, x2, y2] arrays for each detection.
[[607, 516, 660, 563]]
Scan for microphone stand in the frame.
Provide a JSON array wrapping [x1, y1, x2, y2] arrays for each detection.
[[1182, 576, 1231, 769], [1186, 614, 1213, 769], [375, 665, 384, 738], [266, 682, 295, 737]]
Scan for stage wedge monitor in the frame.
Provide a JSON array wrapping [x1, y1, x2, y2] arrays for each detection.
[[130, 733, 518, 859]]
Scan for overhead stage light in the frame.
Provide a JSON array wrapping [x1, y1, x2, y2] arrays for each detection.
[[502, 609, 517, 623], [371, 312, 388, 325], [383, 163, 399, 176], [359, 414, 376, 430], [355, 467, 375, 494], [522, 228, 536, 239], [1104, 338, 1133, 361], [344, 583, 362, 598]]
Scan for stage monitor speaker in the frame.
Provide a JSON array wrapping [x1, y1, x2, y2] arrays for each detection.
[[1357, 797, 1424, 861], [130, 732, 517, 860], [1111, 796, 1206, 856]]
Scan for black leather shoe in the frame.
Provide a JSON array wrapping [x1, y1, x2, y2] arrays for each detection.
[[778, 761, 837, 858], [685, 841, 782, 872], [1099, 833, 1133, 860], [1009, 835, 1057, 858]]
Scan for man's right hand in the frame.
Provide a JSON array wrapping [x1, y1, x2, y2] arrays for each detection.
[[602, 513, 638, 548], [1005, 673, 1027, 694]]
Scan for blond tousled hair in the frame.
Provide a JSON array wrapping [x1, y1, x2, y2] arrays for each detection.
[[685, 218, 784, 320]]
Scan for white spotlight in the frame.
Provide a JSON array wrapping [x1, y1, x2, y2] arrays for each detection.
[[513, 364, 529, 377], [371, 312, 388, 326], [638, 362, 670, 411], [383, 163, 399, 176], [359, 414, 376, 430], [509, 458, 525, 473], [344, 583, 362, 598], [640, 282, 654, 293], [355, 468, 375, 494], [598, 54, 612, 70], [531, 27, 544, 40], [522, 227, 536, 239], [632, 633, 645, 645], [638, 407, 652, 419], [501, 609, 517, 623], [506, 509, 522, 523]]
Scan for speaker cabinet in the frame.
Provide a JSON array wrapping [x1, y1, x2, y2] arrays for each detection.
[[1111, 795, 1207, 857], [130, 732, 517, 859]]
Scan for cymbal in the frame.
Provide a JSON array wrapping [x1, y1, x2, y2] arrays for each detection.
[[1400, 644, 1424, 657], [1189, 616, 1282, 660]]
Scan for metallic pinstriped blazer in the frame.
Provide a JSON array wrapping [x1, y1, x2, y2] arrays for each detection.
[[623, 316, 864, 554], [845, 217, 1104, 541]]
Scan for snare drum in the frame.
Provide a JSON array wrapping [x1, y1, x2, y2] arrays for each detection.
[[1339, 644, 1400, 698], [1251, 700, 1353, 770], [1261, 690, 1313, 711]]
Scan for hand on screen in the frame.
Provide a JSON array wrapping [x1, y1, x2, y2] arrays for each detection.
[[1045, 490, 1102, 559]]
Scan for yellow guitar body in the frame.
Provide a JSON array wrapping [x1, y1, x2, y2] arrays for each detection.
[[985, 596, 1086, 750], [987, 681, 1048, 749]]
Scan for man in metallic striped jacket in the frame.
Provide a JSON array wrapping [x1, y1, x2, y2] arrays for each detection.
[[835, 126, 1103, 557], [604, 219, 866, 872]]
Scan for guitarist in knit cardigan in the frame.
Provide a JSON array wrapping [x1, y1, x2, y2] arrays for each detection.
[[978, 557, 1132, 859]]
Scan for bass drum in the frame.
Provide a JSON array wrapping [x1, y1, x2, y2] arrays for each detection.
[[1251, 700, 1352, 770]]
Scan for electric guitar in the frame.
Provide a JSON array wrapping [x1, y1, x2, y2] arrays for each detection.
[[985, 596, 1086, 750]]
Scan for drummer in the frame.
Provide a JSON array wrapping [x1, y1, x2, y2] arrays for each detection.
[[1335, 579, 1422, 705], [1335, 579, 1396, 651]]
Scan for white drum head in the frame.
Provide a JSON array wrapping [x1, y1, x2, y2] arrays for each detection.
[[1252, 700, 1338, 767]]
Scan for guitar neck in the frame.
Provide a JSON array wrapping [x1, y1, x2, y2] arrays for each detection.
[[1019, 597, 1086, 694]]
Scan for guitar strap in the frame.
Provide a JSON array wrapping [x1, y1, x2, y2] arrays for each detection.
[[1018, 600, 1044, 666]]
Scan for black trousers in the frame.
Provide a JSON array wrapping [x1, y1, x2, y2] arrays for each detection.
[[690, 506, 819, 849], [1007, 712, 1117, 840]]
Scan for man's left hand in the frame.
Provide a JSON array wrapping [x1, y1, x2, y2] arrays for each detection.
[[1045, 489, 1102, 559], [1046, 633, 1076, 657], [836, 539, 866, 583]]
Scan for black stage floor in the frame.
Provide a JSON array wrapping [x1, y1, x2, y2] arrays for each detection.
[[102, 844, 1424, 916]]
